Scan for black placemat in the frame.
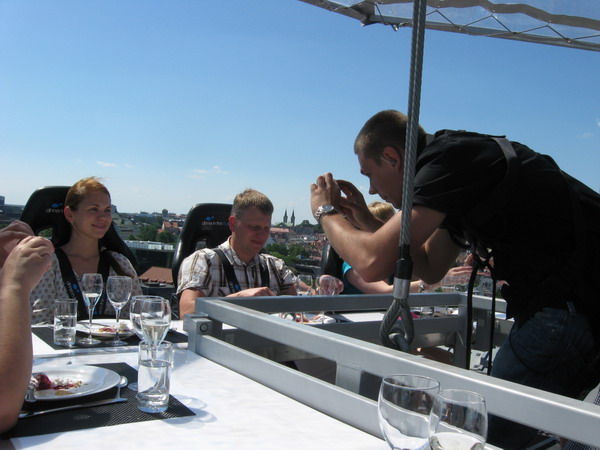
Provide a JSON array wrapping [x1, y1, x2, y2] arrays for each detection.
[[33, 326, 188, 350], [2, 362, 195, 439]]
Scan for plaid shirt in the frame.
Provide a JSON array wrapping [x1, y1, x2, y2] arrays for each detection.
[[176, 239, 297, 297]]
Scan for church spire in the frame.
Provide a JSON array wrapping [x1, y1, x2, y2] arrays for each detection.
[[291, 210, 295, 226], [283, 209, 288, 224]]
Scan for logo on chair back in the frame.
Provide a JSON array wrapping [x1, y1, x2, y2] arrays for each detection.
[[45, 202, 64, 214], [201, 215, 227, 229]]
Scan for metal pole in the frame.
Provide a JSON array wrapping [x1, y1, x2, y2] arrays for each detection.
[[380, 0, 428, 351]]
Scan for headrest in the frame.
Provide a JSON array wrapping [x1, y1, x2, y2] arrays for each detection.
[[20, 186, 71, 247], [171, 203, 232, 288]]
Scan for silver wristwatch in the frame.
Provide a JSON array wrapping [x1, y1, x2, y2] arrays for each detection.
[[314, 204, 338, 223]]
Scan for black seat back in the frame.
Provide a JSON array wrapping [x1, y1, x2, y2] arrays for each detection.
[[320, 242, 344, 280], [171, 203, 232, 288], [20, 185, 138, 269]]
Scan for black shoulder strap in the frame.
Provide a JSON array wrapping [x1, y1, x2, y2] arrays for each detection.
[[214, 248, 270, 294], [55, 248, 113, 320], [55, 248, 88, 320], [214, 248, 241, 293]]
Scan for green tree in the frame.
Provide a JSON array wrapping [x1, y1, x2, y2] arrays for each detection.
[[138, 224, 158, 241], [157, 231, 176, 244]]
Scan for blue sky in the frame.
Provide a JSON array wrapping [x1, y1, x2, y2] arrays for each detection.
[[1, 0, 598, 224]]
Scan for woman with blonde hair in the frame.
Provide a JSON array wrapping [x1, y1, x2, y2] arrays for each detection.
[[29, 177, 142, 324]]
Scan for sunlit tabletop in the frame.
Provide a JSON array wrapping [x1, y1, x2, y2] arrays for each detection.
[[7, 348, 387, 449], [32, 319, 186, 358]]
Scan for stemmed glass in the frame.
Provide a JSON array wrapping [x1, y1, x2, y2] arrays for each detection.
[[79, 273, 103, 347], [378, 374, 440, 450], [106, 275, 132, 346], [296, 274, 314, 322], [128, 295, 167, 391], [140, 297, 171, 359], [428, 389, 487, 449]]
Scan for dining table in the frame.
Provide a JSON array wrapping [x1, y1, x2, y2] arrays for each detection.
[[2, 321, 388, 449]]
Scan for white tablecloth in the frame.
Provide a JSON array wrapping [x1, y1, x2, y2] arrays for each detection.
[[9, 347, 386, 449]]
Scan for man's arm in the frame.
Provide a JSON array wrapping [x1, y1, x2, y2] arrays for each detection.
[[179, 288, 206, 317], [311, 175, 459, 283], [0, 236, 53, 432], [179, 286, 277, 316]]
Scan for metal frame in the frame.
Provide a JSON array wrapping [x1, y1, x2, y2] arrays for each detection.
[[186, 293, 600, 445]]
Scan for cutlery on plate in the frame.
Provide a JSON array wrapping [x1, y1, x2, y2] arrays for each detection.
[[20, 376, 128, 419]]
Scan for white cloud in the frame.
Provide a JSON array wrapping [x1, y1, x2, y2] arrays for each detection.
[[211, 165, 228, 175], [192, 166, 229, 175], [596, 119, 600, 128], [582, 132, 593, 139], [125, 164, 135, 169], [96, 161, 117, 167]]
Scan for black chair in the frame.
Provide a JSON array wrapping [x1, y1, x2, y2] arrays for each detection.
[[171, 203, 233, 289], [20, 185, 137, 269], [320, 241, 344, 280]]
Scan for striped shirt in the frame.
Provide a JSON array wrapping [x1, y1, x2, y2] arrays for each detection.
[[176, 239, 297, 297]]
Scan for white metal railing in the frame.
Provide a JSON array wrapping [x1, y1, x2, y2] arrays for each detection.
[[185, 293, 599, 446]]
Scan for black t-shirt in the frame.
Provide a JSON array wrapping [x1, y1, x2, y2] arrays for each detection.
[[413, 130, 599, 322]]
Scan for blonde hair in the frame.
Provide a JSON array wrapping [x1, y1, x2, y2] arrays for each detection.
[[231, 188, 274, 218], [65, 177, 110, 210], [368, 201, 395, 223]]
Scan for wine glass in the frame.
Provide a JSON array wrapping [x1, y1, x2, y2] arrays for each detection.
[[106, 275, 132, 346], [295, 274, 314, 322], [314, 274, 343, 323], [129, 295, 164, 391], [140, 297, 171, 359], [79, 273, 103, 347], [378, 374, 440, 450], [428, 389, 487, 449]]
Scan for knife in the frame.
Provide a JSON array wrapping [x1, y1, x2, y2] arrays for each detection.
[[19, 397, 127, 419]]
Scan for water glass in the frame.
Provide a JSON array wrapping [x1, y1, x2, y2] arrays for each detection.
[[429, 389, 487, 449], [378, 374, 440, 450], [136, 340, 173, 413], [53, 298, 77, 347]]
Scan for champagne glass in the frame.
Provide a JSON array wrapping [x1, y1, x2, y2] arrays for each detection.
[[79, 273, 103, 347], [106, 275, 132, 346], [378, 374, 440, 450], [140, 297, 171, 359], [429, 389, 487, 449], [129, 295, 164, 391], [296, 274, 314, 322], [314, 274, 343, 323]]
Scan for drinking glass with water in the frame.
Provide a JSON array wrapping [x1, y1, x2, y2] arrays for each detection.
[[53, 298, 77, 347]]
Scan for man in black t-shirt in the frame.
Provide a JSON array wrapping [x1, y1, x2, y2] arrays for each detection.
[[310, 109, 600, 447]]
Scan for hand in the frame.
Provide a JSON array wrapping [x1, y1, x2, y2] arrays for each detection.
[[310, 173, 342, 219], [317, 275, 344, 295], [1, 236, 54, 293], [336, 179, 379, 230], [228, 286, 275, 297], [0, 220, 34, 269]]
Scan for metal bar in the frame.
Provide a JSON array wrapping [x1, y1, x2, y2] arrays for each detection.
[[189, 295, 600, 445]]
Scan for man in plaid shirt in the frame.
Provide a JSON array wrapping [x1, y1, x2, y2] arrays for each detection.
[[177, 189, 298, 316]]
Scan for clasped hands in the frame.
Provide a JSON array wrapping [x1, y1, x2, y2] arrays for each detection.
[[311, 173, 384, 231]]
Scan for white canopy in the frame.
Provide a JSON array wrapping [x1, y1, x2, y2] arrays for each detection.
[[300, 0, 600, 52]]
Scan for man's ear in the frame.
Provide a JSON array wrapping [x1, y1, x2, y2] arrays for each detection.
[[228, 216, 236, 232], [381, 146, 401, 168]]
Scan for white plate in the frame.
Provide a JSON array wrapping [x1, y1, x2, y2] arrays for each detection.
[[33, 365, 121, 401], [76, 322, 135, 339]]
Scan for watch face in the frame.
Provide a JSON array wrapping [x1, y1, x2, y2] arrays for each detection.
[[321, 205, 335, 213]]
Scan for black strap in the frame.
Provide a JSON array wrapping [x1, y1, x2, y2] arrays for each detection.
[[54, 248, 113, 320], [213, 248, 270, 294], [55, 248, 87, 319]]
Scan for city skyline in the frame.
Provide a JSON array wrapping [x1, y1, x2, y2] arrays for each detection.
[[2, 0, 598, 224]]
